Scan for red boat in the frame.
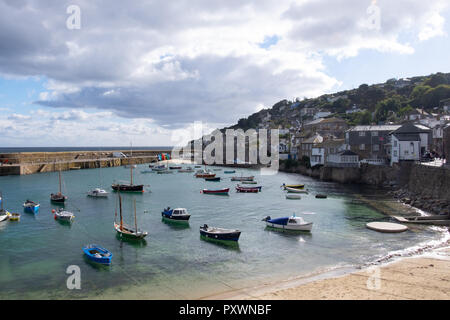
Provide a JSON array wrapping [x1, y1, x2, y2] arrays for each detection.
[[195, 172, 216, 178], [201, 188, 230, 195], [236, 185, 261, 193]]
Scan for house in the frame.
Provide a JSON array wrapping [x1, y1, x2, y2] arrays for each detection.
[[310, 144, 324, 167], [300, 107, 317, 117], [390, 122, 432, 165], [298, 133, 323, 160], [407, 108, 430, 121], [326, 150, 360, 167], [303, 117, 348, 139], [345, 125, 401, 161], [310, 138, 346, 167], [345, 105, 363, 114], [443, 124, 450, 165], [314, 111, 332, 120]]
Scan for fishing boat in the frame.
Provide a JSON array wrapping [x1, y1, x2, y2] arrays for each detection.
[[282, 184, 305, 189], [231, 176, 254, 181], [82, 244, 113, 265], [23, 200, 40, 214], [201, 188, 230, 195], [50, 166, 67, 203], [286, 194, 301, 200], [113, 144, 145, 192], [195, 169, 216, 178], [169, 166, 182, 170], [9, 213, 20, 221], [262, 215, 312, 231], [87, 188, 109, 198], [178, 167, 194, 173], [236, 184, 261, 193], [285, 187, 308, 194], [152, 165, 167, 172], [114, 194, 148, 240], [224, 170, 236, 174], [315, 194, 327, 199], [199, 224, 241, 241], [205, 177, 221, 182], [161, 207, 191, 222], [53, 208, 75, 222], [241, 181, 257, 184]]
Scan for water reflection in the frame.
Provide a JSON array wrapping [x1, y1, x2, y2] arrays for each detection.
[[199, 235, 241, 251]]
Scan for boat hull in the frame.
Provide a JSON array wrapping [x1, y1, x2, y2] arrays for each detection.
[[205, 177, 221, 181], [24, 204, 40, 214], [231, 176, 254, 181], [161, 211, 190, 221], [265, 221, 312, 231], [202, 188, 229, 195], [200, 229, 241, 241], [111, 184, 144, 192], [83, 245, 113, 265], [114, 223, 148, 239]]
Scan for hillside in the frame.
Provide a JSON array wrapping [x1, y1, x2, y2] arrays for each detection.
[[226, 72, 450, 131]]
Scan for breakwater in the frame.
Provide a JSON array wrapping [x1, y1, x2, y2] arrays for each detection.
[[0, 150, 172, 176]]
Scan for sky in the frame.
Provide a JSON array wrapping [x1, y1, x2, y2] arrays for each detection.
[[0, 0, 449, 147]]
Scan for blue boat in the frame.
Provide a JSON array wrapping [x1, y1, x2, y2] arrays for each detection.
[[23, 200, 40, 214], [224, 170, 236, 174], [161, 207, 191, 222], [82, 244, 113, 265]]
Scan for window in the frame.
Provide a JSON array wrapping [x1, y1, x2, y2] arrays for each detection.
[[371, 131, 378, 137], [373, 144, 379, 151], [359, 131, 365, 137], [359, 144, 365, 150], [394, 140, 397, 147], [394, 150, 398, 157]]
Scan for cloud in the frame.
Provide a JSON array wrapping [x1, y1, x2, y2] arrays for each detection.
[[0, 0, 448, 132]]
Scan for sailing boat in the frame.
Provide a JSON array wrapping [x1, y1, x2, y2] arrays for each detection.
[[111, 144, 144, 192], [50, 163, 67, 203], [114, 193, 148, 239], [0, 192, 11, 222], [87, 159, 109, 197]]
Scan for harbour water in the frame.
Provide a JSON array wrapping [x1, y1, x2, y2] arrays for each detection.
[[0, 164, 447, 299]]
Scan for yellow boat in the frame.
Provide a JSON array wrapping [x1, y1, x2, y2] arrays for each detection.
[[282, 184, 304, 189], [9, 213, 20, 221]]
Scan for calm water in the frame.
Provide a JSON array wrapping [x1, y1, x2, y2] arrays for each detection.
[[0, 165, 447, 299]]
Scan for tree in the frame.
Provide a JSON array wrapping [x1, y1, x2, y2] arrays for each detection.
[[374, 96, 403, 123]]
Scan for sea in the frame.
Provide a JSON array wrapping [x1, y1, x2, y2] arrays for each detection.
[[0, 164, 448, 299]]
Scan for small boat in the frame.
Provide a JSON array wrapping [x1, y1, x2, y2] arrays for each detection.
[[195, 169, 216, 178], [286, 194, 301, 200], [0, 193, 10, 222], [87, 188, 109, 198], [23, 200, 40, 214], [205, 177, 221, 182], [53, 208, 75, 222], [199, 224, 241, 241], [178, 167, 194, 173], [285, 187, 308, 194], [231, 176, 254, 181], [241, 181, 257, 184], [112, 157, 144, 192], [212, 168, 222, 171], [9, 213, 20, 221], [148, 164, 155, 168], [114, 194, 148, 240], [236, 185, 261, 193], [262, 215, 312, 231], [282, 184, 305, 190], [194, 165, 202, 168], [157, 170, 174, 174], [152, 165, 168, 172], [124, 164, 137, 169], [51, 166, 67, 203], [224, 170, 236, 174], [161, 207, 191, 222], [315, 194, 327, 199], [201, 188, 230, 195], [83, 244, 113, 265], [169, 166, 182, 170], [69, 166, 81, 170]]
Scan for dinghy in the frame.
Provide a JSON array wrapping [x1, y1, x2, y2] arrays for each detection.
[[195, 169, 216, 178], [224, 170, 236, 174], [205, 177, 221, 182], [9, 213, 20, 221], [286, 194, 301, 200], [262, 215, 312, 231], [23, 200, 40, 214], [83, 244, 113, 265], [87, 188, 109, 198], [53, 208, 75, 222], [201, 188, 230, 195], [236, 185, 261, 193], [285, 187, 308, 194], [161, 207, 191, 222], [315, 194, 327, 199], [231, 176, 254, 181], [199, 224, 241, 241], [282, 184, 304, 189]]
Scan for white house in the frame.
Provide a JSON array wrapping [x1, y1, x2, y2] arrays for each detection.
[[390, 122, 432, 165], [314, 111, 332, 120], [310, 145, 325, 167], [326, 150, 359, 167]]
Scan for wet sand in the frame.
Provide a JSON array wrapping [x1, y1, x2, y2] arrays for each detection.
[[204, 248, 450, 300]]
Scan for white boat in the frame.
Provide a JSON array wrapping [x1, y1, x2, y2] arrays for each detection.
[[0, 193, 11, 222], [286, 194, 301, 200], [53, 208, 75, 222], [124, 164, 137, 169], [87, 188, 109, 198], [285, 187, 308, 194], [262, 215, 312, 231]]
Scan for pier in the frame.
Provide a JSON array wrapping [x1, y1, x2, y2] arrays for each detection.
[[0, 150, 172, 176]]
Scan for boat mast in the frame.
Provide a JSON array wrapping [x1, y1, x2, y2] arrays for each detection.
[[130, 142, 133, 186], [119, 193, 123, 231], [134, 199, 137, 232], [58, 163, 62, 194]]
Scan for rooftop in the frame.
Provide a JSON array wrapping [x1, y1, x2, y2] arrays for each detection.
[[347, 125, 401, 132]]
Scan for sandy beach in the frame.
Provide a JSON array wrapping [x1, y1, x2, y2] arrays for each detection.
[[201, 247, 450, 300]]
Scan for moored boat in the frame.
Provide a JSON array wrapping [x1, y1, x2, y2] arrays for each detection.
[[51, 166, 67, 203], [83, 244, 113, 265], [286, 194, 301, 200], [0, 193, 10, 222], [9, 213, 20, 221], [205, 177, 221, 182], [161, 207, 191, 222], [282, 184, 305, 190], [241, 181, 257, 184], [169, 166, 182, 170], [285, 187, 308, 194], [114, 194, 148, 240], [262, 215, 312, 231], [53, 208, 75, 222], [199, 224, 241, 241], [87, 188, 109, 198], [315, 194, 327, 199], [195, 169, 216, 178], [236, 184, 261, 193], [231, 176, 254, 181], [23, 200, 40, 214], [224, 170, 236, 174], [201, 188, 230, 195], [178, 167, 194, 173]]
